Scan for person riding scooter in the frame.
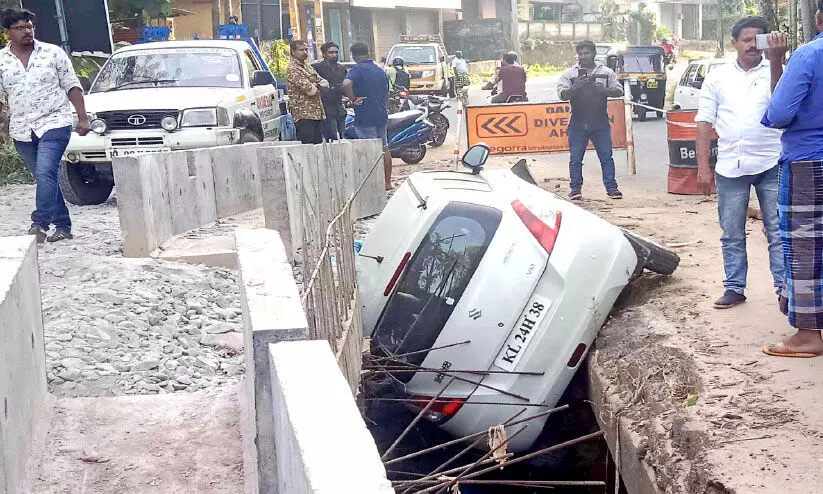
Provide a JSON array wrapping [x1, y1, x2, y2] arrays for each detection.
[[484, 52, 527, 103], [387, 57, 411, 91]]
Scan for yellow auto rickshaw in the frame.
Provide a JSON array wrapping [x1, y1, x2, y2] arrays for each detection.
[[607, 46, 667, 120]]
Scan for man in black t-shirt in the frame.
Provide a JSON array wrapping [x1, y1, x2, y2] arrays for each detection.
[[312, 42, 348, 141], [557, 40, 624, 200]]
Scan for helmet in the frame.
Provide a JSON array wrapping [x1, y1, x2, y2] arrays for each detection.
[[392, 57, 405, 68]]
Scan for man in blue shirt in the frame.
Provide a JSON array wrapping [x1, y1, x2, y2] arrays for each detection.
[[761, 3, 823, 358], [343, 42, 392, 190]]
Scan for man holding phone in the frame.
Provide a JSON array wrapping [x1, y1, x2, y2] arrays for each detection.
[[557, 40, 624, 200], [694, 16, 787, 310]]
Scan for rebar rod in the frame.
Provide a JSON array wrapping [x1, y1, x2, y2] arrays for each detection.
[[367, 340, 471, 363], [381, 378, 455, 461]]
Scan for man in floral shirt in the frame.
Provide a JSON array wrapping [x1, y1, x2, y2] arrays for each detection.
[[286, 40, 328, 144], [0, 8, 91, 243]]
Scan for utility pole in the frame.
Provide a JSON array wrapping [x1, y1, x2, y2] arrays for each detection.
[[790, 0, 798, 50], [509, 0, 521, 56], [53, 0, 70, 54], [212, 0, 220, 38], [715, 0, 724, 58]]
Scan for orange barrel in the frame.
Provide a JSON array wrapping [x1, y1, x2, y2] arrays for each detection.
[[666, 110, 718, 195]]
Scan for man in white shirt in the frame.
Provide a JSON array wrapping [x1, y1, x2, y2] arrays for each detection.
[[0, 8, 90, 243], [695, 16, 788, 309]]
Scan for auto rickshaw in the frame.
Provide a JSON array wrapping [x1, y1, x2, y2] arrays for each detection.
[[607, 46, 666, 121]]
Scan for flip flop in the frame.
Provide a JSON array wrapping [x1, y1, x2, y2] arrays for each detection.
[[762, 342, 820, 358]]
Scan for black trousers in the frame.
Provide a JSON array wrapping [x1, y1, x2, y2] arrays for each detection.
[[323, 113, 347, 141], [295, 119, 324, 144]]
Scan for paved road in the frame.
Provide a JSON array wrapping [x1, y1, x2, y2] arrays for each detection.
[[434, 74, 672, 190]]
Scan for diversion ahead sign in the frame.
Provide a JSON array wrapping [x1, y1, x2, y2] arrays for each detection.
[[466, 99, 628, 155]]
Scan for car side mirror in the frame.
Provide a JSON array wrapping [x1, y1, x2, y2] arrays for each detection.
[[462, 144, 490, 174], [252, 70, 274, 87], [78, 76, 92, 93]]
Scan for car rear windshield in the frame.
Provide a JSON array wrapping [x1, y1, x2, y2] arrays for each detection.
[[371, 202, 502, 368], [91, 47, 243, 93], [388, 46, 438, 65]]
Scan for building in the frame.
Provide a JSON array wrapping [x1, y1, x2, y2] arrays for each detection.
[[649, 0, 707, 40], [172, 0, 241, 40]]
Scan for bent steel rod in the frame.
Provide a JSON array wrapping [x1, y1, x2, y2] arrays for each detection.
[[368, 340, 471, 363], [384, 404, 569, 466], [381, 378, 455, 462]]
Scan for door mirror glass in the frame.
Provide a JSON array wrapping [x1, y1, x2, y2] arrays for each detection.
[[462, 144, 490, 173], [252, 70, 274, 87]]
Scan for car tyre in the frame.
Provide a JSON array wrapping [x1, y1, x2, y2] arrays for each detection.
[[399, 144, 427, 164], [59, 162, 114, 206], [636, 109, 647, 121], [240, 129, 262, 143], [622, 229, 680, 276], [656, 111, 664, 118], [429, 113, 449, 148]]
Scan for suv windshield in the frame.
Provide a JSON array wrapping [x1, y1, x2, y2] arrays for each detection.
[[617, 54, 663, 74], [91, 47, 243, 93], [388, 46, 438, 65], [371, 202, 502, 369]]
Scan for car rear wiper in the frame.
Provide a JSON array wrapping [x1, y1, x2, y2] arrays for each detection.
[[106, 78, 177, 92]]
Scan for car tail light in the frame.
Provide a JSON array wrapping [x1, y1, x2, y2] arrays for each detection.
[[512, 200, 562, 254], [408, 395, 466, 424], [384, 252, 411, 296]]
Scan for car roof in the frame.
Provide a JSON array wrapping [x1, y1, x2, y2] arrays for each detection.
[[691, 58, 727, 66], [116, 40, 248, 54]]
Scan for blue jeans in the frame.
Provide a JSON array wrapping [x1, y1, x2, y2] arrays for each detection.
[[353, 124, 388, 146], [14, 126, 72, 230], [715, 165, 784, 295], [567, 125, 618, 193]]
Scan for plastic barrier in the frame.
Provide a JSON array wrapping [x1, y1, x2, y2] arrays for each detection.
[[666, 110, 718, 195]]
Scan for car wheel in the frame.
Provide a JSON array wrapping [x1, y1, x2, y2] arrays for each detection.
[[622, 229, 680, 276], [429, 113, 449, 148], [656, 111, 664, 118], [400, 144, 427, 164], [636, 109, 647, 121], [240, 129, 262, 143], [59, 162, 114, 206]]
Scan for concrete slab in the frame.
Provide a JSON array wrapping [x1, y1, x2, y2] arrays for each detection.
[[152, 209, 265, 269], [268, 340, 393, 494], [210, 145, 263, 218], [30, 384, 243, 493], [166, 150, 218, 235], [236, 229, 309, 494], [0, 236, 50, 494]]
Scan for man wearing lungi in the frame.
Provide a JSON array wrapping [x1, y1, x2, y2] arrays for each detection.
[[695, 16, 787, 310], [761, 1, 823, 357]]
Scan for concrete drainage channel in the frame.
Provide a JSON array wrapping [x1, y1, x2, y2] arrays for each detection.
[[0, 140, 629, 493]]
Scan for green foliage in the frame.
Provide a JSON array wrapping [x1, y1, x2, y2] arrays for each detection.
[[526, 63, 561, 77], [109, 0, 171, 24], [655, 25, 673, 41], [71, 57, 102, 78], [260, 40, 290, 80], [0, 138, 33, 186], [628, 3, 657, 45], [597, 0, 628, 42]]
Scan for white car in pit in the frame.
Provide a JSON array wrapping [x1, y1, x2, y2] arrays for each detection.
[[358, 145, 679, 452], [62, 40, 281, 205]]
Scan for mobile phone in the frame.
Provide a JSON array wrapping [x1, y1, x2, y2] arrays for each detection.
[[755, 33, 770, 50]]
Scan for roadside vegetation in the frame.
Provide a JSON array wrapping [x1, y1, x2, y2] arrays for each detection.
[[0, 138, 32, 186]]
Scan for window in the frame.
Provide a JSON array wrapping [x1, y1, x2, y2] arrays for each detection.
[[680, 63, 698, 86], [244, 50, 260, 84], [616, 54, 663, 74], [387, 46, 438, 65], [371, 202, 503, 369], [91, 48, 243, 92]]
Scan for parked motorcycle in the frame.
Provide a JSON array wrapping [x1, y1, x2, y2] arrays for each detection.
[[345, 107, 434, 164], [388, 87, 412, 114], [409, 95, 450, 148]]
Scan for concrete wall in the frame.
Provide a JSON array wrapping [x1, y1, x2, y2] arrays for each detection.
[[521, 40, 577, 68], [114, 142, 276, 258], [269, 340, 393, 494], [519, 21, 603, 41], [0, 236, 48, 494], [443, 18, 514, 63], [236, 229, 309, 494]]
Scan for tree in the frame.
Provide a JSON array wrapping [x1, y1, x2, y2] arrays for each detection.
[[597, 0, 627, 42], [799, 0, 817, 42], [108, 0, 171, 27]]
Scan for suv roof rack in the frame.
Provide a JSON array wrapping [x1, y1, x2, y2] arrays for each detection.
[[399, 34, 448, 58]]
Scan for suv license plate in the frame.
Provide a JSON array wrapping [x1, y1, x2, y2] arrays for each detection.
[[106, 147, 170, 159], [494, 294, 552, 372]]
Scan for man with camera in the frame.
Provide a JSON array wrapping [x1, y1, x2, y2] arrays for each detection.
[[557, 40, 624, 201]]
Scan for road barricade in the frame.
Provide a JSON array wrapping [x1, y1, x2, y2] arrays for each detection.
[[466, 99, 627, 155], [666, 110, 718, 195]]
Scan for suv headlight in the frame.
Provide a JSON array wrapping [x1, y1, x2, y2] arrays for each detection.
[[181, 108, 218, 127], [422, 70, 435, 78]]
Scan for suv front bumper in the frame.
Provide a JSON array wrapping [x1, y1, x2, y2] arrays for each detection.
[[64, 128, 241, 163]]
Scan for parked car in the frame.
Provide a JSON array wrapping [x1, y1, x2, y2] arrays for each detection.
[[359, 145, 679, 452], [594, 43, 624, 65], [386, 35, 452, 96], [672, 58, 727, 110], [62, 39, 281, 205]]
